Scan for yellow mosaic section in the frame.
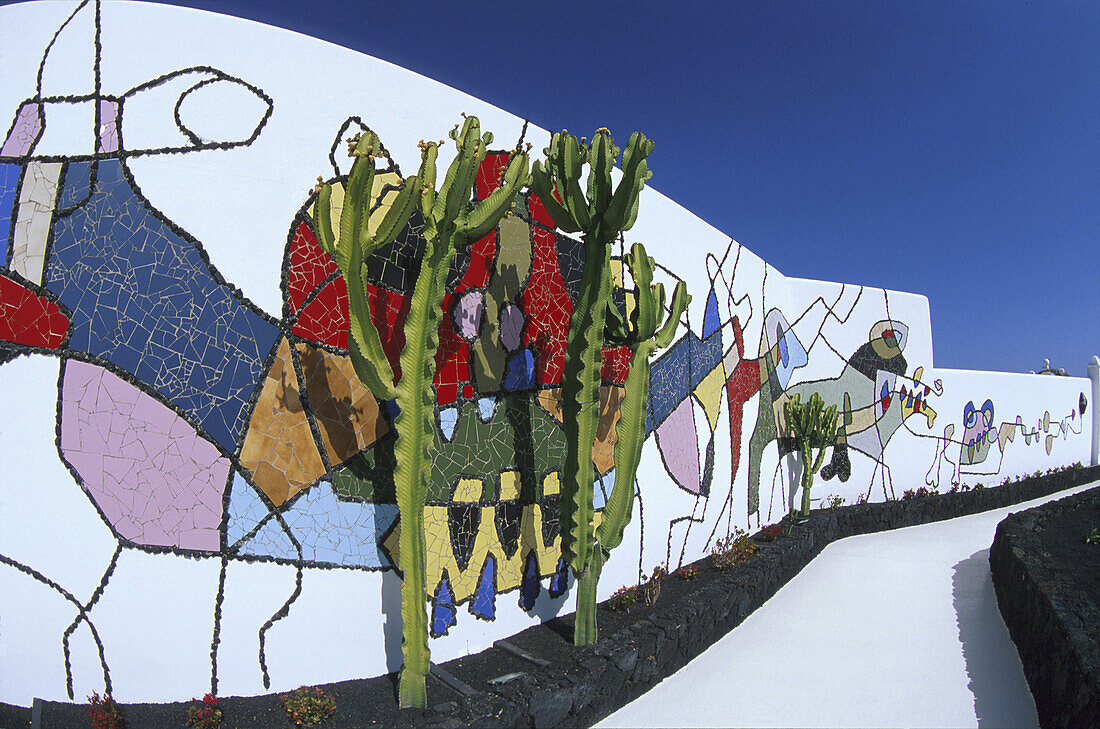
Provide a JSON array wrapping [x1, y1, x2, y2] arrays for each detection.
[[383, 472, 603, 604]]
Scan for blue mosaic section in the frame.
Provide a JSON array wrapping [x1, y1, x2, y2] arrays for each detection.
[[58, 160, 92, 211], [647, 329, 723, 434], [0, 162, 20, 266], [702, 288, 720, 339], [519, 553, 539, 611], [470, 555, 497, 620], [431, 575, 457, 637], [46, 159, 278, 453], [231, 478, 398, 568]]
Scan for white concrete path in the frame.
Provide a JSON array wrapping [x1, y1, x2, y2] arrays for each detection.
[[597, 481, 1100, 729]]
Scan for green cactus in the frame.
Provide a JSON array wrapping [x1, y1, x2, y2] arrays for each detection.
[[783, 392, 839, 521], [530, 128, 654, 645], [313, 118, 529, 708], [603, 243, 688, 549]]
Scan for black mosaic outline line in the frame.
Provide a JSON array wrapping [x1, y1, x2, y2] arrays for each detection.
[[257, 510, 304, 690], [0, 550, 112, 696], [92, 0, 101, 147], [173, 77, 227, 147], [33, 1, 89, 127], [209, 551, 229, 697], [61, 542, 120, 700], [53, 353, 234, 559], [633, 479, 646, 583], [286, 269, 341, 334]]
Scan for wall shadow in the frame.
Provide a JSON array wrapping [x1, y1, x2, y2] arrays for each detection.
[[952, 549, 1039, 728]]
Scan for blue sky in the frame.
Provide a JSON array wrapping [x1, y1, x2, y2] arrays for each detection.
[[156, 0, 1098, 376]]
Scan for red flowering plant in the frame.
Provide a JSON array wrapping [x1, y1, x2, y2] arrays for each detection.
[[187, 693, 223, 729], [87, 692, 123, 729]]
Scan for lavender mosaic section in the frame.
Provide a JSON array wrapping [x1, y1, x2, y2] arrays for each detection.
[[0, 102, 42, 157], [230, 478, 398, 569], [47, 158, 278, 453], [97, 99, 119, 154], [656, 397, 701, 494], [59, 359, 228, 551]]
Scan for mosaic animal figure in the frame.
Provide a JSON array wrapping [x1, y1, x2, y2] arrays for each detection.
[[745, 316, 940, 511]]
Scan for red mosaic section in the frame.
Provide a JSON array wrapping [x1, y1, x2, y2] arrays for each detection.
[[476, 153, 511, 201], [454, 230, 496, 293], [522, 226, 572, 386], [285, 221, 337, 315], [527, 192, 555, 229], [601, 345, 631, 385], [0, 272, 69, 349], [293, 276, 349, 349], [364, 282, 410, 383], [433, 295, 472, 406]]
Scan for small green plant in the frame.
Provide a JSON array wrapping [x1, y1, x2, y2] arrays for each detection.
[[856, 492, 870, 505], [87, 692, 123, 729], [711, 528, 759, 568], [783, 392, 839, 521], [824, 493, 844, 509], [902, 489, 915, 501], [1085, 528, 1100, 546], [607, 585, 638, 612], [280, 686, 336, 727], [973, 482, 984, 491], [186, 693, 222, 729], [641, 565, 667, 606]]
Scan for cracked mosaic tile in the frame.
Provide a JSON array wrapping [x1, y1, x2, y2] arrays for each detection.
[[59, 359, 228, 551], [48, 158, 279, 453], [0, 271, 69, 348]]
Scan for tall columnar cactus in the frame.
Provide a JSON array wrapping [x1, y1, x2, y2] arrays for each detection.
[[602, 242, 688, 555], [313, 118, 529, 708], [783, 392, 839, 520], [530, 128, 654, 645]]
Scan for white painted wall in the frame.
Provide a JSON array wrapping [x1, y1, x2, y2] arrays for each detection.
[[0, 0, 1092, 707]]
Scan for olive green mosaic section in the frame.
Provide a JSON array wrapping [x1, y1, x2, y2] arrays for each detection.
[[333, 391, 566, 504]]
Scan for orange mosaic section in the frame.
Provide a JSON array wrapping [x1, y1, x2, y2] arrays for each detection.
[[240, 337, 326, 506], [536, 384, 624, 475], [296, 341, 389, 467]]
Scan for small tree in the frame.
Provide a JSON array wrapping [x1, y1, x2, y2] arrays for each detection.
[[783, 392, 839, 521]]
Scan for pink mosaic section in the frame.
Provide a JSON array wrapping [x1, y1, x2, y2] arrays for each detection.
[[59, 360, 228, 551]]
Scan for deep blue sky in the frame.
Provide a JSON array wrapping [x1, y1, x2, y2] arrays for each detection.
[[155, 0, 1098, 376]]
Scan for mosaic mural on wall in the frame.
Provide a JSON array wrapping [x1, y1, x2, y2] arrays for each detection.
[[0, 0, 1091, 707]]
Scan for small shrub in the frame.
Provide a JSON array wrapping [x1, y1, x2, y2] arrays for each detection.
[[712, 528, 759, 568], [1085, 528, 1100, 546], [756, 523, 783, 542], [187, 694, 222, 729], [855, 492, 870, 505], [280, 686, 336, 727], [677, 564, 699, 581], [973, 482, 984, 490], [824, 493, 844, 509], [902, 489, 915, 501], [87, 692, 123, 729], [948, 482, 959, 494], [607, 585, 638, 612]]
